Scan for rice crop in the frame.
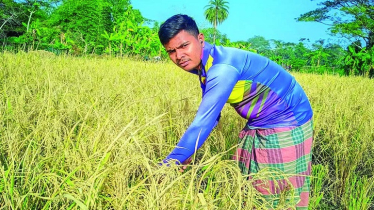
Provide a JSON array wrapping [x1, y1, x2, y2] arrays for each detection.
[[1, 51, 373, 209]]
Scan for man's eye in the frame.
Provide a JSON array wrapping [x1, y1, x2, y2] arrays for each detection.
[[182, 43, 189, 48]]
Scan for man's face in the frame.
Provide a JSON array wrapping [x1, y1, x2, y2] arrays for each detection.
[[163, 30, 204, 71]]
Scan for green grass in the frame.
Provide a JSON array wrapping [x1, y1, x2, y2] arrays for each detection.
[[1, 51, 374, 209]]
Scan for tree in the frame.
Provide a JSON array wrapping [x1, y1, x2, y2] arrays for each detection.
[[100, 5, 162, 57], [344, 40, 374, 77], [308, 39, 330, 68], [324, 42, 346, 71], [0, 0, 53, 50], [0, 1, 24, 38], [297, 0, 374, 48], [247, 36, 270, 54], [106, 0, 131, 24], [200, 27, 229, 45], [292, 42, 310, 70], [50, 0, 113, 54], [298, 0, 374, 77], [204, 0, 229, 44]]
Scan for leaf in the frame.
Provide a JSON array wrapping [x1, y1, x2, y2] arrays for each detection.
[[63, 194, 88, 210]]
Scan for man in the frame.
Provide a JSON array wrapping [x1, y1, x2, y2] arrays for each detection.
[[158, 14, 313, 209]]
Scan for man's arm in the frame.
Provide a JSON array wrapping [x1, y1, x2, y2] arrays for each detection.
[[163, 64, 240, 164]]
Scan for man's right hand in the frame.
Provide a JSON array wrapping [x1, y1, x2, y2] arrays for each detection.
[[179, 157, 192, 173]]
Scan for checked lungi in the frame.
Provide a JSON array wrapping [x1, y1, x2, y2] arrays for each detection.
[[233, 120, 313, 209]]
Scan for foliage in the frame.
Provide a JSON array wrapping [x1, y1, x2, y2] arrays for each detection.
[[1, 1, 373, 77], [101, 5, 163, 57], [0, 0, 163, 58], [344, 41, 374, 77], [106, 0, 131, 24], [49, 0, 113, 54], [298, 0, 374, 77], [226, 40, 257, 53], [297, 0, 374, 47], [200, 27, 231, 46], [0, 0, 24, 38], [247, 36, 270, 54], [0, 0, 50, 39], [199, 26, 347, 75], [309, 164, 328, 209]]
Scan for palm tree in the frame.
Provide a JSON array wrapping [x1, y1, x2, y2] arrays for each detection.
[[204, 0, 229, 44]]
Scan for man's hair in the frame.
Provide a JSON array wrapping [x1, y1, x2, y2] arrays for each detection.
[[158, 14, 199, 45]]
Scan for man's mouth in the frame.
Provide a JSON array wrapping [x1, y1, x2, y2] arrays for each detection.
[[179, 60, 189, 68]]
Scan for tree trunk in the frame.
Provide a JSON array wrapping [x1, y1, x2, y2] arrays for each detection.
[[27, 10, 35, 33], [367, 31, 374, 50], [109, 42, 111, 56], [213, 8, 217, 44], [0, 14, 14, 31]]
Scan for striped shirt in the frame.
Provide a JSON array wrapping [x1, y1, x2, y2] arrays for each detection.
[[164, 42, 313, 164]]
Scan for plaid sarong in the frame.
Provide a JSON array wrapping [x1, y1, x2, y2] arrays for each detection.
[[233, 120, 313, 209]]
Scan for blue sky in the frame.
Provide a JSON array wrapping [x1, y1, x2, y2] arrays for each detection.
[[132, 0, 342, 45]]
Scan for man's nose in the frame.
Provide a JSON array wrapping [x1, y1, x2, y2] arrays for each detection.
[[176, 49, 183, 60]]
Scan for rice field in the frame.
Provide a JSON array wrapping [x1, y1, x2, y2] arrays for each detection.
[[1, 51, 374, 209]]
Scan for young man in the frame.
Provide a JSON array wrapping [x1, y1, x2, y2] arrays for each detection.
[[158, 14, 313, 209]]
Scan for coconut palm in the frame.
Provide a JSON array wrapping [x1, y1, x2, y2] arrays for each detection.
[[204, 0, 229, 44]]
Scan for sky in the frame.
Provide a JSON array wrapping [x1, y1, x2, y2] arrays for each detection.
[[132, 0, 341, 45]]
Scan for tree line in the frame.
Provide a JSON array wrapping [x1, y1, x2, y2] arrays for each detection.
[[0, 0, 373, 77]]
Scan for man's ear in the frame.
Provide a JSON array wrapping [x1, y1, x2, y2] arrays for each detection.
[[197, 33, 205, 47], [198, 33, 205, 44]]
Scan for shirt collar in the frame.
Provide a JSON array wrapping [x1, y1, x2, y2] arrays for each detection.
[[201, 41, 214, 69]]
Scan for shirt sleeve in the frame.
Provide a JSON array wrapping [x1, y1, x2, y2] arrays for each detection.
[[163, 64, 240, 164]]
